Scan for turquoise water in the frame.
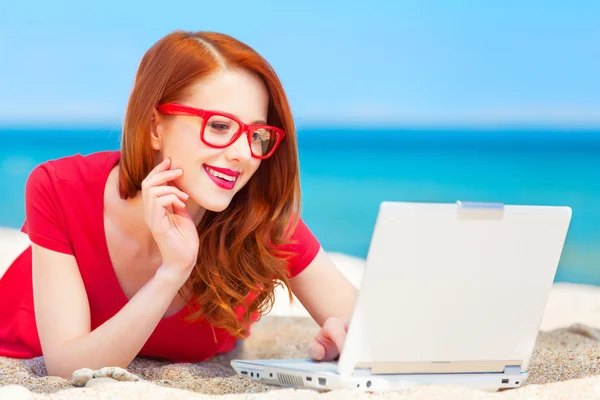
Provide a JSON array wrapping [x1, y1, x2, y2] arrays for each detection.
[[1, 127, 599, 285]]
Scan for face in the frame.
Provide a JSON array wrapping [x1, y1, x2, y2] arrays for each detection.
[[151, 68, 269, 214]]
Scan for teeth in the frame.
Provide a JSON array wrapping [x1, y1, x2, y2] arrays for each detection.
[[206, 166, 236, 182]]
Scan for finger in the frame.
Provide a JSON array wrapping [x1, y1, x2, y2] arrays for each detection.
[[308, 323, 346, 361], [308, 341, 327, 361], [144, 185, 188, 216], [145, 157, 171, 180], [171, 197, 192, 220], [309, 335, 338, 361], [143, 169, 183, 191], [322, 337, 343, 361], [154, 194, 185, 210], [173, 198, 187, 209], [319, 319, 347, 361], [326, 323, 347, 356], [147, 185, 189, 203], [142, 159, 171, 194], [148, 195, 185, 230]]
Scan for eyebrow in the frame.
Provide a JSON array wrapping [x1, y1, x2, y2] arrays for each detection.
[[215, 109, 267, 125]]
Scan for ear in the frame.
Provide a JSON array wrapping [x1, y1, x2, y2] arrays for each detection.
[[150, 108, 163, 151]]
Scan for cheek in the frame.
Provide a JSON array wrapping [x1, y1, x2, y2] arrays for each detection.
[[168, 133, 208, 162], [250, 160, 262, 175], [167, 120, 201, 150], [239, 160, 262, 185], [164, 142, 198, 167]]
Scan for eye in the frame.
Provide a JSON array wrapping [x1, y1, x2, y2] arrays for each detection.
[[208, 122, 230, 131], [252, 129, 271, 142]]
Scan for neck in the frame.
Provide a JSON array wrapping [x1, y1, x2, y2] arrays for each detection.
[[107, 165, 205, 260], [126, 192, 207, 257], [186, 200, 207, 227]]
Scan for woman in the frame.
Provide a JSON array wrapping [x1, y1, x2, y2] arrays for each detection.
[[0, 30, 357, 379]]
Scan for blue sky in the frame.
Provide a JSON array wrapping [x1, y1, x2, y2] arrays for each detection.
[[0, 0, 598, 127]]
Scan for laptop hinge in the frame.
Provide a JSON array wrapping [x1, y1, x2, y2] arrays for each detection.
[[503, 365, 522, 375], [456, 200, 505, 220], [355, 360, 522, 375]]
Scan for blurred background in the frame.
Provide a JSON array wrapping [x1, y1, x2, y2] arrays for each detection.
[[0, 1, 599, 283]]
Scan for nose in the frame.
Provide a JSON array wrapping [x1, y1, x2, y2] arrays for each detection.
[[224, 131, 253, 163]]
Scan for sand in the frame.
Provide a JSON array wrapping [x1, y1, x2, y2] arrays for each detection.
[[1, 253, 600, 398], [1, 314, 600, 399]]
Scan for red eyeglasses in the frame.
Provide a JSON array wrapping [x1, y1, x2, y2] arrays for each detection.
[[156, 103, 285, 159]]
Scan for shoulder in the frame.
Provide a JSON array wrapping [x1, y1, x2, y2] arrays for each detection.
[[27, 150, 120, 186], [22, 150, 120, 253], [281, 216, 321, 278], [288, 217, 318, 242], [25, 150, 120, 201]]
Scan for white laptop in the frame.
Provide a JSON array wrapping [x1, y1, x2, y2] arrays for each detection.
[[231, 201, 572, 392]]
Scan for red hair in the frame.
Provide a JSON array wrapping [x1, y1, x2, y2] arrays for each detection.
[[118, 31, 300, 337]]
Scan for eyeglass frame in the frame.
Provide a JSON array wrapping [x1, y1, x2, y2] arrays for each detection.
[[156, 103, 286, 159]]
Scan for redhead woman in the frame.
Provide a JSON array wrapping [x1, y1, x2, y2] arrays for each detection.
[[0, 30, 357, 379]]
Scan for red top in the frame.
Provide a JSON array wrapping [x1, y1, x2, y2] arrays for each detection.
[[0, 150, 320, 361]]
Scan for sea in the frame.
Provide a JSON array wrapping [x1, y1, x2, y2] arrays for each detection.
[[1, 126, 599, 286]]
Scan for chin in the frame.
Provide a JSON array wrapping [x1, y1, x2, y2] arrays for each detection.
[[184, 171, 248, 213], [192, 187, 240, 213], [200, 199, 233, 213]]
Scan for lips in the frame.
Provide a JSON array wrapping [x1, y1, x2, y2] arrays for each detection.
[[203, 164, 240, 190]]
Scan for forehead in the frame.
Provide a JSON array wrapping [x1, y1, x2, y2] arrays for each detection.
[[184, 69, 269, 123]]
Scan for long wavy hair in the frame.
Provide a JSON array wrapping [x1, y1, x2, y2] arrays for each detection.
[[118, 30, 301, 338]]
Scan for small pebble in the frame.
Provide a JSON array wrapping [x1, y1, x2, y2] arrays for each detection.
[[72, 368, 95, 387], [94, 366, 139, 382], [72, 366, 140, 387]]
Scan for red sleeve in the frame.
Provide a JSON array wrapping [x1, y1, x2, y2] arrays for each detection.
[[281, 217, 321, 278], [22, 163, 74, 255]]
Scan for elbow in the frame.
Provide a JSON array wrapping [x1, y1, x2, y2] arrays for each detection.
[[41, 342, 89, 380], [44, 353, 130, 381], [43, 351, 88, 381], [45, 362, 77, 381]]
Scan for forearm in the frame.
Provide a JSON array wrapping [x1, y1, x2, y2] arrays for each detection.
[[295, 273, 358, 327], [46, 268, 185, 379], [320, 282, 357, 325]]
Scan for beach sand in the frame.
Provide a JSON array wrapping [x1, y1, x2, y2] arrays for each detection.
[[1, 254, 600, 399]]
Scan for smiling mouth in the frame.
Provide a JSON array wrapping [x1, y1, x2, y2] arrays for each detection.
[[203, 164, 239, 190], [204, 165, 237, 182]]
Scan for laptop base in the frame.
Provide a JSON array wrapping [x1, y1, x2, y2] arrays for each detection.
[[231, 359, 527, 392]]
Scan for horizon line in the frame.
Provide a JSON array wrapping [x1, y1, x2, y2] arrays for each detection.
[[1, 120, 599, 131]]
